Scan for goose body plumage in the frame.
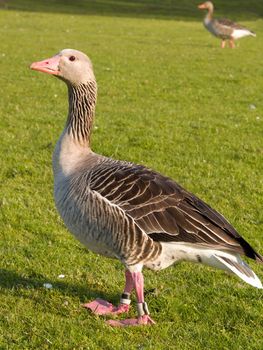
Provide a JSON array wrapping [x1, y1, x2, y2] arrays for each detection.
[[198, 1, 256, 48], [31, 49, 262, 326]]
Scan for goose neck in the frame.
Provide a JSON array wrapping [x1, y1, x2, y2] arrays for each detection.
[[206, 6, 213, 20], [66, 81, 97, 147]]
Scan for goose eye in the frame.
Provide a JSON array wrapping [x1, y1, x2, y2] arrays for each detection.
[[69, 56, 76, 62]]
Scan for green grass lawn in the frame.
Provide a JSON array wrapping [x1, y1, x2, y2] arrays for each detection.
[[0, 1, 263, 349]]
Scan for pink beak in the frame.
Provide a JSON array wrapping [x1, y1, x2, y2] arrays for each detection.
[[197, 4, 206, 10], [198, 3, 206, 9], [30, 55, 60, 75]]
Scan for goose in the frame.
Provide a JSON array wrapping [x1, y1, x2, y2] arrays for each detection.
[[30, 49, 262, 327], [198, 1, 256, 48]]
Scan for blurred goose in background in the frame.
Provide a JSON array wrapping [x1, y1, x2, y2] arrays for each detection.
[[198, 1, 256, 48], [30, 49, 262, 327]]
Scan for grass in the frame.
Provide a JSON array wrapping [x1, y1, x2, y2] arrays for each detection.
[[0, 1, 263, 349]]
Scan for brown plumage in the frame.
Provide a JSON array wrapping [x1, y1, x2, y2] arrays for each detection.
[[89, 162, 263, 263], [198, 1, 256, 48], [30, 49, 262, 327]]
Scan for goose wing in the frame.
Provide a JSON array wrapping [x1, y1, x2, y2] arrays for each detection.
[[216, 18, 246, 30], [89, 160, 262, 261], [211, 18, 248, 38]]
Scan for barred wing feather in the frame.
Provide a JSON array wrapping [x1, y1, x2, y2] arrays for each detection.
[[216, 18, 246, 30], [89, 160, 263, 262]]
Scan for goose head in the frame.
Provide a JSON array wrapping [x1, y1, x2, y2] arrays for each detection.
[[198, 1, 214, 13], [30, 49, 95, 86]]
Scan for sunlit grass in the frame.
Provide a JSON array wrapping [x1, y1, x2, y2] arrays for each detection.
[[0, 2, 263, 349]]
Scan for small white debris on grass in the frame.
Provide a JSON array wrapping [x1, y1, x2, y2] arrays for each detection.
[[43, 283, 53, 289], [256, 116, 260, 120], [249, 104, 256, 110], [58, 274, 65, 279]]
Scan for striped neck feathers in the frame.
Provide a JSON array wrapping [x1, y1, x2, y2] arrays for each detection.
[[205, 6, 213, 20], [66, 81, 97, 147]]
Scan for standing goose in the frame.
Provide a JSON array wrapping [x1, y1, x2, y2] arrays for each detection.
[[198, 1, 256, 48], [30, 49, 262, 327]]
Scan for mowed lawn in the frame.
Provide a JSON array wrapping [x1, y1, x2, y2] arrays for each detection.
[[0, 1, 263, 349]]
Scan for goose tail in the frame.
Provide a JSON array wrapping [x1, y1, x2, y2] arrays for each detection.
[[214, 254, 262, 289]]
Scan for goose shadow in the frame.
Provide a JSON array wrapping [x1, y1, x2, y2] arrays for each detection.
[[0, 268, 119, 305]]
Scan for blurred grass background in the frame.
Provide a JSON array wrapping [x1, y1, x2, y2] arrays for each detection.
[[2, 0, 263, 19]]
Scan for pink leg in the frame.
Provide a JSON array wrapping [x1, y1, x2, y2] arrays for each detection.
[[229, 39, 235, 48], [107, 271, 155, 327], [221, 40, 226, 48], [83, 270, 133, 315], [124, 269, 134, 294]]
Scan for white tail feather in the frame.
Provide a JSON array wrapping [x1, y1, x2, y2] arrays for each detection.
[[151, 243, 262, 289], [213, 254, 262, 289], [232, 29, 256, 39]]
